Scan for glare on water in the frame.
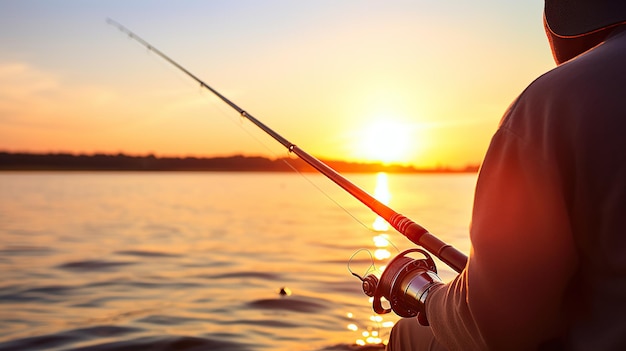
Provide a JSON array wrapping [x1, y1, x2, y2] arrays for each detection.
[[0, 171, 475, 350], [372, 172, 391, 232]]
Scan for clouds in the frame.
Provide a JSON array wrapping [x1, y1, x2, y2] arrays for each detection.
[[0, 63, 63, 127], [0, 59, 258, 156], [0, 60, 162, 155], [0, 62, 115, 127]]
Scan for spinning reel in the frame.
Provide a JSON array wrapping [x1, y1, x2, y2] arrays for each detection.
[[353, 248, 442, 323]]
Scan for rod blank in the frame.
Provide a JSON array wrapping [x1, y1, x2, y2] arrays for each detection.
[[107, 19, 468, 273]]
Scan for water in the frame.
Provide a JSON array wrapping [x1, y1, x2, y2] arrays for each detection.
[[0, 172, 476, 351]]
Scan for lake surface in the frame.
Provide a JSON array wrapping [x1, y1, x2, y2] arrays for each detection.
[[0, 172, 476, 351]]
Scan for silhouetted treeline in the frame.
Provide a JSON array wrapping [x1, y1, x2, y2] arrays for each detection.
[[0, 152, 479, 173]]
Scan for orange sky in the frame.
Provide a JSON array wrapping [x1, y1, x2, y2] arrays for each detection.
[[0, 1, 555, 168]]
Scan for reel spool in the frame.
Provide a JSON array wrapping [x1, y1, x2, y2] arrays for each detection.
[[359, 248, 441, 319]]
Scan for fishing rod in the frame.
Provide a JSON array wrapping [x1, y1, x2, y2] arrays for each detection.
[[106, 19, 468, 274]]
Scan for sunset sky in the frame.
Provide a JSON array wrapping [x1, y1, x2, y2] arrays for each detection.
[[0, 1, 555, 168]]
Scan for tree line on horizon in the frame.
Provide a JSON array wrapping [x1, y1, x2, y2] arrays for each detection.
[[0, 151, 479, 173]]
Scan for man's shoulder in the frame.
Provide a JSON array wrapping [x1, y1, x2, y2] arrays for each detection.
[[496, 30, 626, 157], [529, 29, 626, 102], [504, 29, 626, 129]]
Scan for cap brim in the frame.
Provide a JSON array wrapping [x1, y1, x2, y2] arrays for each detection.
[[545, 0, 626, 37]]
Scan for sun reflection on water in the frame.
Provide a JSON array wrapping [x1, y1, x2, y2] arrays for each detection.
[[372, 173, 393, 261], [346, 310, 388, 348], [344, 172, 402, 348], [372, 172, 391, 232]]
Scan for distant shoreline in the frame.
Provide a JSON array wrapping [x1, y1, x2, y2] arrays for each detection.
[[0, 152, 479, 173]]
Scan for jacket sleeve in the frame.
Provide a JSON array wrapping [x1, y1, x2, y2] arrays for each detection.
[[425, 125, 578, 350]]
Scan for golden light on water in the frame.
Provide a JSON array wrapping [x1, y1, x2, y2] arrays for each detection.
[[372, 172, 391, 232], [373, 172, 391, 204], [352, 325, 386, 347], [373, 234, 390, 247], [372, 217, 389, 232], [346, 308, 392, 348], [374, 249, 391, 260], [346, 172, 407, 347], [370, 315, 384, 323], [373, 234, 392, 260]]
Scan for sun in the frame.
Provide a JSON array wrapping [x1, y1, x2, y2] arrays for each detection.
[[354, 119, 414, 164]]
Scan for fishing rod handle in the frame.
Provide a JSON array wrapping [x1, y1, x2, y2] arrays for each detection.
[[391, 214, 468, 273]]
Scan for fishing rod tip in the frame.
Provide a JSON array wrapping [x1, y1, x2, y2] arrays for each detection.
[[106, 18, 123, 29]]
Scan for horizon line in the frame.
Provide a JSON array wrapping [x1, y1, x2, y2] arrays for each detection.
[[0, 150, 480, 173]]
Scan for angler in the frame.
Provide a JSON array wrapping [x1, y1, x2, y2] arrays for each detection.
[[386, 0, 626, 350]]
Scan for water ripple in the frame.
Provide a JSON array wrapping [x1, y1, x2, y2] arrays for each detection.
[[114, 250, 182, 258], [0, 333, 77, 351], [69, 335, 254, 351], [319, 344, 385, 351], [57, 260, 135, 272], [223, 318, 297, 328], [201, 271, 283, 280], [0, 284, 78, 303], [0, 245, 53, 256], [136, 315, 202, 326], [0, 325, 142, 351], [247, 295, 330, 313]]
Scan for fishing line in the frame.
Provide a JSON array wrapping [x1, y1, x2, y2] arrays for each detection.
[[347, 249, 378, 279], [280, 163, 374, 232], [107, 19, 468, 273], [193, 80, 374, 231], [110, 20, 375, 232], [347, 236, 403, 281], [229, 118, 374, 231]]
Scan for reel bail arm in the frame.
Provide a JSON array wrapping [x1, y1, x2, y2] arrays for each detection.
[[359, 248, 443, 324]]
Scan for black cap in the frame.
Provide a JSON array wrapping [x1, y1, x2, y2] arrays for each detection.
[[545, 0, 626, 37]]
